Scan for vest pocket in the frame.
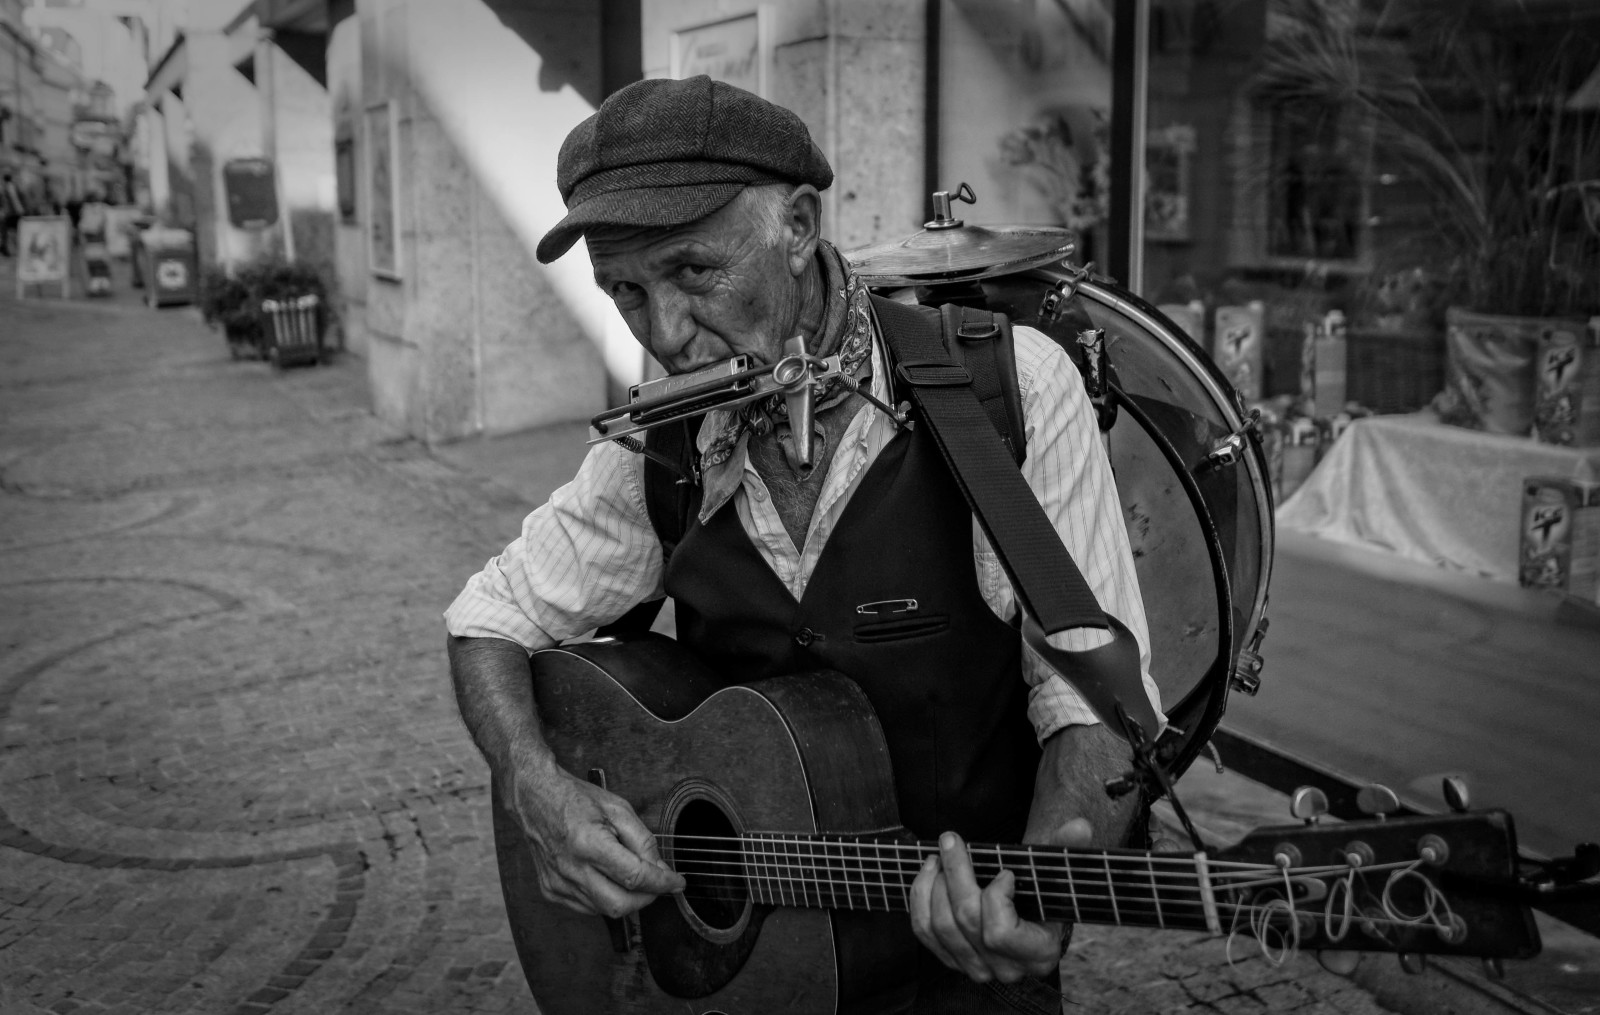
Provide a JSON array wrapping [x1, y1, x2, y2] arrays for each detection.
[[853, 614, 950, 643]]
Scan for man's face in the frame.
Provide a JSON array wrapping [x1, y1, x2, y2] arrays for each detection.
[[587, 192, 803, 375]]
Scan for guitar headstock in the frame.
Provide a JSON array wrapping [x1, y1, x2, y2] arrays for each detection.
[[1212, 808, 1540, 961]]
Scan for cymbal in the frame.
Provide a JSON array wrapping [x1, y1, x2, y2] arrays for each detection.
[[844, 222, 1076, 287]]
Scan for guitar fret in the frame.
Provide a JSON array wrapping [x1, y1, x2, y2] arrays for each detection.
[[837, 837, 850, 911], [1027, 846, 1046, 923], [1063, 847, 1082, 923], [760, 834, 774, 907], [795, 835, 809, 909], [1148, 855, 1165, 929], [1103, 852, 1121, 926], [777, 835, 790, 908], [879, 840, 893, 912]]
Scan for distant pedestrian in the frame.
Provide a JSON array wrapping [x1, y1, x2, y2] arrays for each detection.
[[79, 191, 113, 296], [1, 173, 26, 257]]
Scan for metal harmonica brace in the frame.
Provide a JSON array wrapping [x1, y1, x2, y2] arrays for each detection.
[[588, 348, 845, 447]]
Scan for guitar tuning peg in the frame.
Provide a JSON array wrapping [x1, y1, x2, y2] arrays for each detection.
[[1483, 957, 1505, 980], [1290, 786, 1329, 824], [1356, 784, 1401, 819], [1442, 776, 1471, 813], [1316, 950, 1361, 976]]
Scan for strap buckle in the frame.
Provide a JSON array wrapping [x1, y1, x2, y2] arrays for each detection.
[[895, 361, 972, 388]]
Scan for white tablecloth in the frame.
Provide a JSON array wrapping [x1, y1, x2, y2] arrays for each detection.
[[1278, 412, 1600, 581]]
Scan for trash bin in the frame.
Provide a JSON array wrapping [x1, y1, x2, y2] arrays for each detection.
[[139, 228, 197, 308], [261, 294, 323, 369]]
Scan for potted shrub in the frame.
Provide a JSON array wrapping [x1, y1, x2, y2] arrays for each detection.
[[198, 265, 262, 360], [198, 257, 331, 365], [1252, 0, 1600, 435]]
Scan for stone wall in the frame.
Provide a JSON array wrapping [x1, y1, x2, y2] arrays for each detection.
[[640, 0, 929, 250], [340, 0, 609, 444]]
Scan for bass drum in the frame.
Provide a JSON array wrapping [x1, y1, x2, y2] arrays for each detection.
[[875, 267, 1273, 779]]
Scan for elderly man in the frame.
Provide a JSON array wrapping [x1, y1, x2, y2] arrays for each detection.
[[446, 76, 1160, 1012]]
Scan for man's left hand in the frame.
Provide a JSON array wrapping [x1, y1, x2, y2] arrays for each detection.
[[909, 819, 1092, 983]]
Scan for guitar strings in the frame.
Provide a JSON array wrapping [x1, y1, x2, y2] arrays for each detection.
[[655, 832, 1307, 872], [656, 836, 1390, 886], [657, 853, 1445, 914], [660, 881, 1449, 939]]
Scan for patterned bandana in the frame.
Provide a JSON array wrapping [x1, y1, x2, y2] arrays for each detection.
[[699, 239, 874, 471]]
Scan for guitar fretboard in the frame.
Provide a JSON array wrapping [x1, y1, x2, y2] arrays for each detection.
[[673, 832, 1220, 933]]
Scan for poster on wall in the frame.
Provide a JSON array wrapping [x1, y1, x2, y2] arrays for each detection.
[[672, 12, 763, 95], [366, 102, 400, 279], [223, 157, 280, 230], [14, 216, 71, 298]]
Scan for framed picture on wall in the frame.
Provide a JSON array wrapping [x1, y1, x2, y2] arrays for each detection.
[[365, 102, 400, 279], [671, 12, 765, 96]]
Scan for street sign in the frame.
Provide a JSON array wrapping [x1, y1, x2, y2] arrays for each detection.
[[223, 157, 279, 229], [14, 216, 71, 299]]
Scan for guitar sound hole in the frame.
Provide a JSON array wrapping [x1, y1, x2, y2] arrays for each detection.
[[674, 798, 747, 931]]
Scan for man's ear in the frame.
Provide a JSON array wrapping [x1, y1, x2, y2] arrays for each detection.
[[784, 185, 822, 277]]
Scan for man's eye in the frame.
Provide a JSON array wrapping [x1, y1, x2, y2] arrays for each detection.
[[609, 281, 645, 308], [675, 264, 713, 286]]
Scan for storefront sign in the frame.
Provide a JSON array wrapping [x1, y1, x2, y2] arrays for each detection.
[[14, 216, 71, 298], [673, 13, 762, 95], [223, 157, 280, 229]]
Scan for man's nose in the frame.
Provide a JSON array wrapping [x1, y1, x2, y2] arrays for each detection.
[[644, 288, 696, 366]]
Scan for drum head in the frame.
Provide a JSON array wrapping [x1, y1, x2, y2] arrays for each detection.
[[875, 269, 1273, 775]]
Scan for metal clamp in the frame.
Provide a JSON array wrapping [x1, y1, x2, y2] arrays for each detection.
[[1200, 408, 1263, 473], [1230, 615, 1269, 696]]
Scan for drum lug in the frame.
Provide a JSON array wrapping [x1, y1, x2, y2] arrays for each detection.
[[1201, 408, 1263, 473], [1230, 616, 1270, 696]]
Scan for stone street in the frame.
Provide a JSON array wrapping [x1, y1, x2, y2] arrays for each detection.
[[0, 280, 1535, 1014]]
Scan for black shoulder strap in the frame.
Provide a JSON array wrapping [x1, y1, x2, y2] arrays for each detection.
[[870, 293, 1159, 736], [937, 303, 1028, 464]]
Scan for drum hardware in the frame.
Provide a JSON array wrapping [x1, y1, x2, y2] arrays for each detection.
[[1076, 327, 1119, 432], [1230, 615, 1269, 696], [1200, 407, 1264, 473], [924, 181, 976, 230]]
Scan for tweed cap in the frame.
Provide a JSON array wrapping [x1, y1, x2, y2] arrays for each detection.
[[536, 75, 833, 263]]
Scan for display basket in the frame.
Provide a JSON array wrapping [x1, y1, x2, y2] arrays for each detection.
[[261, 295, 324, 369]]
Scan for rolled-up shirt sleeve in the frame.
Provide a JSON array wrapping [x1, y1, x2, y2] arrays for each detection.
[[443, 438, 665, 651], [984, 326, 1162, 742]]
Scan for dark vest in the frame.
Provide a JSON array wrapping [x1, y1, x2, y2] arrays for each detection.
[[665, 417, 1041, 842]]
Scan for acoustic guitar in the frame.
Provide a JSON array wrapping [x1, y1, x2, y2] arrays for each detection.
[[492, 635, 1540, 1015]]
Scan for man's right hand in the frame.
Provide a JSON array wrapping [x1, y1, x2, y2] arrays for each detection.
[[505, 760, 685, 918]]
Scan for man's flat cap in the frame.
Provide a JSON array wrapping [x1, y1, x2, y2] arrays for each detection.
[[536, 75, 832, 263]]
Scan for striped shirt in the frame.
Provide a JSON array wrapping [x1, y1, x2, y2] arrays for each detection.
[[445, 322, 1161, 742]]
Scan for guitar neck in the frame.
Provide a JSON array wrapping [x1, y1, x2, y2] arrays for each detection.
[[702, 833, 1223, 934]]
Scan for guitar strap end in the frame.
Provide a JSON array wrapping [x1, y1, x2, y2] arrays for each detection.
[[1020, 611, 1159, 739]]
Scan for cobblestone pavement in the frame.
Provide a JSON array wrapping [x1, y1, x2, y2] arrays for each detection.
[[0, 282, 1489, 1014]]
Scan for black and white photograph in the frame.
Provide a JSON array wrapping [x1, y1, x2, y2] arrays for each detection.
[[2, 1, 1597, 1013]]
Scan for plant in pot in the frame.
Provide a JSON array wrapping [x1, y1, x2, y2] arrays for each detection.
[[198, 265, 262, 360], [1252, 0, 1600, 439], [198, 258, 331, 364]]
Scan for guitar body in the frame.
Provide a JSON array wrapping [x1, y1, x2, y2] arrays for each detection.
[[493, 635, 920, 1015]]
